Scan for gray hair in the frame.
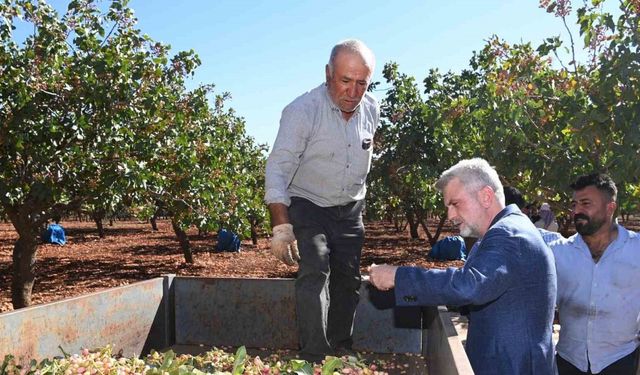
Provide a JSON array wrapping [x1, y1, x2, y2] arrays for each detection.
[[327, 39, 376, 78], [435, 158, 505, 205]]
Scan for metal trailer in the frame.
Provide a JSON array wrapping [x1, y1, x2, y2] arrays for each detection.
[[0, 276, 473, 375]]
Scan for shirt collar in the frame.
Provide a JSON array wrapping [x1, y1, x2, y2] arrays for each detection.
[[573, 223, 629, 251], [489, 204, 521, 228]]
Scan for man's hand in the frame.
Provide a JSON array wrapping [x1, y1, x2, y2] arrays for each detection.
[[368, 263, 398, 291], [270, 223, 300, 266]]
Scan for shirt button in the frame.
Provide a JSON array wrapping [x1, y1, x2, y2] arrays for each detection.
[[348, 144, 351, 147]]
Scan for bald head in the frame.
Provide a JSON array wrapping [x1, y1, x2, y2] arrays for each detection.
[[327, 39, 375, 79]]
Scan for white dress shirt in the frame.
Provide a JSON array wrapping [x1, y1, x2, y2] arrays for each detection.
[[265, 84, 379, 207], [550, 225, 640, 373]]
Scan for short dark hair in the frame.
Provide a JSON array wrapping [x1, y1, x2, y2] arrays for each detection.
[[504, 186, 525, 209], [570, 173, 617, 202]]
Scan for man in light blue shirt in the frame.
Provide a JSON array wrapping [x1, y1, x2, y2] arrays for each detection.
[[264, 39, 379, 362], [551, 173, 640, 375]]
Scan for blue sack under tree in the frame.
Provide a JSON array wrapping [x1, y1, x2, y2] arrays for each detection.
[[428, 235, 467, 261], [215, 229, 241, 253], [41, 223, 66, 246]]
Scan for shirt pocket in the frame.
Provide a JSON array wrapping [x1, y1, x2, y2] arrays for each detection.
[[353, 131, 374, 182]]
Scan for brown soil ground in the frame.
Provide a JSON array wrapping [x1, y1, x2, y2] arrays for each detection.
[[0, 219, 464, 313]]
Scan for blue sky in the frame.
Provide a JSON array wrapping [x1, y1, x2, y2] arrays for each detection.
[[19, 1, 595, 148]]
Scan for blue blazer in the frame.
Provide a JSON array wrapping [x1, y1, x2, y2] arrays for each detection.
[[395, 205, 557, 375]]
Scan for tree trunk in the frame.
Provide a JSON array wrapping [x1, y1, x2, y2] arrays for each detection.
[[10, 221, 40, 309], [419, 214, 447, 246], [150, 214, 158, 231], [171, 218, 193, 263], [5, 198, 82, 309], [406, 212, 420, 239], [393, 214, 405, 233], [433, 214, 447, 245], [92, 210, 105, 238], [151, 204, 164, 231], [393, 214, 401, 232], [250, 223, 258, 245], [419, 216, 432, 244], [94, 218, 104, 238]]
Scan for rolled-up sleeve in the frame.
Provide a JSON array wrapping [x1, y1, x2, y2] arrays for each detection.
[[264, 104, 310, 206]]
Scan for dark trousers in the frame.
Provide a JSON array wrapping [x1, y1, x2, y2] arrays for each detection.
[[557, 347, 639, 375], [288, 197, 364, 359]]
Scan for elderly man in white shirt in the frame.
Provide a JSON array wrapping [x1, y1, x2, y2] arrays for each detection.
[[550, 173, 640, 375], [264, 39, 379, 363]]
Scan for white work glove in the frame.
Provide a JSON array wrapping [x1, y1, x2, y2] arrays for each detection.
[[368, 263, 398, 291], [270, 223, 300, 266]]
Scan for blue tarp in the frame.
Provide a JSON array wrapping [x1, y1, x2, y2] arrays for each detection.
[[41, 223, 66, 245], [429, 235, 466, 261], [215, 229, 241, 252]]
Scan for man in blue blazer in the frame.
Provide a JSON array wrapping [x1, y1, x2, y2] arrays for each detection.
[[370, 158, 557, 375]]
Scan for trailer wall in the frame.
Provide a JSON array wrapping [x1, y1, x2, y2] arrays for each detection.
[[0, 276, 473, 374]]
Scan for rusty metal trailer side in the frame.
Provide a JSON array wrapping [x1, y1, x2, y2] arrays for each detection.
[[0, 276, 173, 360], [0, 275, 473, 374]]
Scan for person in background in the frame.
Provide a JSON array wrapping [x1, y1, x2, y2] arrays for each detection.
[[369, 158, 557, 375], [528, 202, 541, 224], [505, 187, 564, 243], [551, 173, 640, 375], [264, 39, 379, 363], [535, 203, 559, 232], [504, 186, 526, 210]]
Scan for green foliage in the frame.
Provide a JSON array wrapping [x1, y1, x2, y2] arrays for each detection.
[[370, 0, 639, 231], [136, 87, 267, 241], [368, 63, 446, 241], [0, 0, 268, 306], [0, 0, 268, 237]]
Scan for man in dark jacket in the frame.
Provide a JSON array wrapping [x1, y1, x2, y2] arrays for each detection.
[[370, 158, 557, 375]]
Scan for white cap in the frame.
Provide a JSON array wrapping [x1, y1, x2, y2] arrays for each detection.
[[540, 203, 551, 211]]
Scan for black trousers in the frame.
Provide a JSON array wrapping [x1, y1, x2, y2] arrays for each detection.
[[288, 197, 365, 360], [557, 346, 639, 375]]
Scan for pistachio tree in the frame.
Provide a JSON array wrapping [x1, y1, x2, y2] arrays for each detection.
[[0, 0, 265, 307], [369, 0, 639, 237], [1, 0, 145, 306]]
